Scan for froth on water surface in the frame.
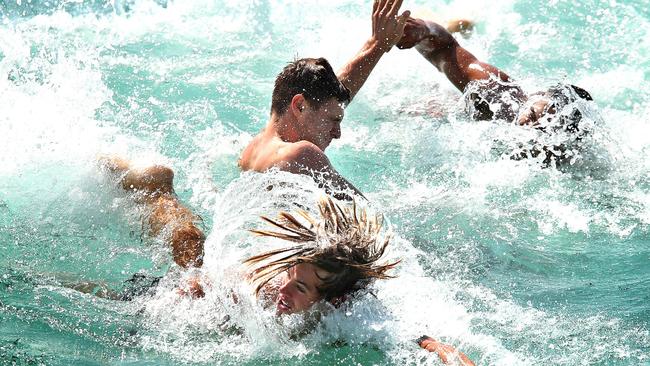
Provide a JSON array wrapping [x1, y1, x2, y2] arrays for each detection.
[[1, 0, 649, 365]]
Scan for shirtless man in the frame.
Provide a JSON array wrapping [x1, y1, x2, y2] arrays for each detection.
[[96, 157, 474, 365], [397, 17, 593, 164], [239, 0, 411, 198]]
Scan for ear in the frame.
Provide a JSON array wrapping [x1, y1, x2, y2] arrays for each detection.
[[290, 94, 306, 118]]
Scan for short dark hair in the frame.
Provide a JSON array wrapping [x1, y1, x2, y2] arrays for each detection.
[[271, 58, 351, 116]]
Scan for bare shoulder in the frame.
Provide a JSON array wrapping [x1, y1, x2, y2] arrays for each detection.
[[281, 141, 331, 172], [240, 133, 275, 171], [238, 135, 259, 170]]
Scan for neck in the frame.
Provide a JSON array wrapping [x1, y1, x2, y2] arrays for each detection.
[[270, 112, 301, 143]]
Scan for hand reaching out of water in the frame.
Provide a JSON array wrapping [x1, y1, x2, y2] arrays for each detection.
[[336, 0, 411, 100], [396, 18, 456, 51], [371, 0, 411, 52], [396, 17, 430, 49]]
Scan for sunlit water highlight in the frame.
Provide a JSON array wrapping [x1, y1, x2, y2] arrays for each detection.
[[1, 0, 649, 365]]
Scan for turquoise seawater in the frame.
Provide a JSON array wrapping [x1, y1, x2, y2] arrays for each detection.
[[1, 0, 649, 365]]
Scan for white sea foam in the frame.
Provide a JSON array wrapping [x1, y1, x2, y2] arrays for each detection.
[[2, 0, 649, 364]]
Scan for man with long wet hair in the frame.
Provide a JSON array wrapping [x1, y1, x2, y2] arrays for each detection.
[[99, 156, 398, 310], [397, 17, 594, 165], [97, 157, 474, 365], [244, 195, 399, 314]]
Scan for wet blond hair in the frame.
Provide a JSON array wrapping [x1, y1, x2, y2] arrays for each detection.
[[243, 197, 399, 301]]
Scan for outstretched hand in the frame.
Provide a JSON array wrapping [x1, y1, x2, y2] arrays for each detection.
[[397, 18, 458, 54], [371, 0, 411, 52], [396, 17, 430, 49]]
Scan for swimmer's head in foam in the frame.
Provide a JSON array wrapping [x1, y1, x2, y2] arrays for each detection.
[[244, 197, 399, 302], [271, 58, 351, 116], [516, 84, 594, 132], [540, 84, 593, 133]]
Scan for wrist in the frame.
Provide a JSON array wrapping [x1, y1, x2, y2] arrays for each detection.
[[367, 37, 391, 54]]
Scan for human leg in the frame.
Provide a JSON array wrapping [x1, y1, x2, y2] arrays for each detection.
[[100, 156, 205, 268], [100, 156, 174, 198]]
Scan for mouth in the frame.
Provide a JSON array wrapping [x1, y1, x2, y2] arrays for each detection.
[[277, 297, 292, 314]]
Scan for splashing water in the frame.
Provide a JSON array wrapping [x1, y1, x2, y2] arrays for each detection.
[[1, 0, 649, 365]]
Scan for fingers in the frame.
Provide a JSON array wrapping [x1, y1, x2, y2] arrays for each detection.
[[390, 10, 410, 50], [388, 0, 403, 17], [374, 0, 406, 22], [397, 10, 410, 28], [380, 0, 391, 15], [374, 0, 387, 17]]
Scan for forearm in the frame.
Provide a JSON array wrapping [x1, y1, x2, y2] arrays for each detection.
[[415, 21, 511, 92], [338, 0, 409, 100], [147, 198, 205, 268], [413, 21, 459, 66], [337, 38, 387, 101]]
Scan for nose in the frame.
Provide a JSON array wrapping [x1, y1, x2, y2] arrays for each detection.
[[279, 279, 294, 296], [331, 122, 341, 139]]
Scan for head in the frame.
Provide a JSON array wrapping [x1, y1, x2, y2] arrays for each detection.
[[516, 84, 593, 131], [271, 58, 351, 150], [244, 198, 399, 315]]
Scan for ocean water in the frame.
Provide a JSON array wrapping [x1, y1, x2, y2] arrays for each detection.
[[1, 0, 649, 365]]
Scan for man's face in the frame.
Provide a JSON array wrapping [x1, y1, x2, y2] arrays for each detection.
[[276, 263, 330, 315], [300, 98, 345, 151]]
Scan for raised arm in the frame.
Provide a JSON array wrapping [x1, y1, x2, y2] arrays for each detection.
[[397, 18, 512, 92], [337, 0, 410, 100], [285, 142, 365, 200], [417, 336, 476, 366]]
